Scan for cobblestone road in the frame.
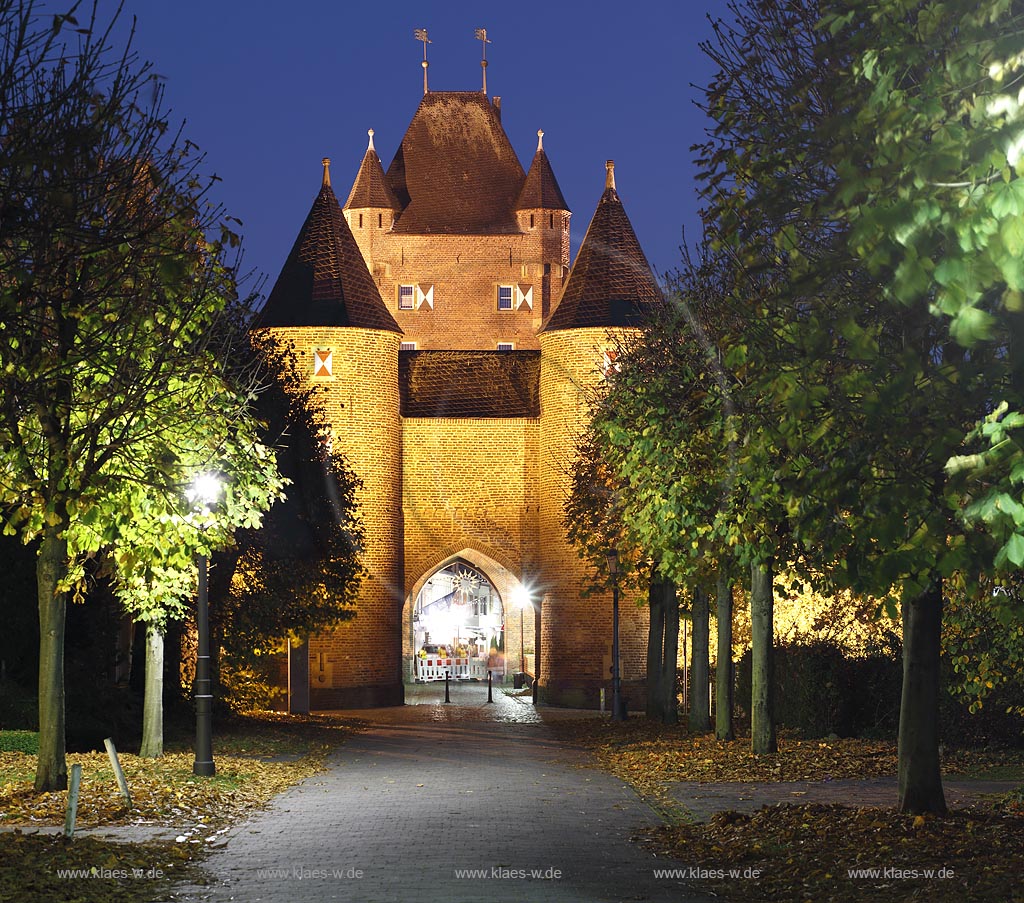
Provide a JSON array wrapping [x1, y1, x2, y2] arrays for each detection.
[[166, 684, 710, 903]]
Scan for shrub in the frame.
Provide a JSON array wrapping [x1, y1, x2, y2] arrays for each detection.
[[0, 730, 39, 754], [735, 638, 901, 738]]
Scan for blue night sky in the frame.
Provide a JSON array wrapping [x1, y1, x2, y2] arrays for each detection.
[[68, 1, 727, 297]]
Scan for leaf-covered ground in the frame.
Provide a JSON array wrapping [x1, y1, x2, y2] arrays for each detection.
[[551, 718, 1024, 901], [0, 713, 359, 832], [0, 834, 198, 903], [0, 713, 361, 903], [640, 800, 1024, 902], [549, 718, 1024, 804]]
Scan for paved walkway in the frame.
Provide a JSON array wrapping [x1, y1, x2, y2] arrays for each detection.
[[165, 684, 710, 903], [670, 775, 1020, 822]]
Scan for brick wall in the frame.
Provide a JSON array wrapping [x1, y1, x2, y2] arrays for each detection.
[[538, 328, 649, 709], [344, 216, 570, 350], [400, 417, 540, 680], [264, 325, 404, 708], [259, 323, 649, 711]]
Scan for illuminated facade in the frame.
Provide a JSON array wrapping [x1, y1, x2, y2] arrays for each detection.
[[257, 84, 662, 709]]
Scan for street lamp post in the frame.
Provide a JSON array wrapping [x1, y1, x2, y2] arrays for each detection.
[[606, 549, 626, 721], [194, 550, 215, 776], [189, 473, 221, 777], [517, 590, 529, 674]]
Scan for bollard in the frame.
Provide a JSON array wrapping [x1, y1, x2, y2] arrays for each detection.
[[64, 763, 82, 838], [104, 738, 132, 809], [444, 671, 451, 703], [486, 670, 494, 704]]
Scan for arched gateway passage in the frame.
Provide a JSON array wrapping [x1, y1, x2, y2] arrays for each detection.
[[403, 551, 538, 691], [410, 560, 504, 683]]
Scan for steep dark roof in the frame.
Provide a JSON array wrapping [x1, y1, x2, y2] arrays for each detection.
[[258, 164, 401, 332], [344, 131, 401, 210], [386, 92, 525, 234], [541, 166, 662, 332], [399, 350, 540, 418], [515, 135, 568, 211]]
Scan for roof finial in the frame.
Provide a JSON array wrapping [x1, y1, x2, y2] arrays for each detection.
[[537, 129, 544, 152], [322, 157, 331, 188], [475, 28, 491, 95], [367, 128, 375, 152], [415, 28, 431, 95], [605, 159, 616, 191]]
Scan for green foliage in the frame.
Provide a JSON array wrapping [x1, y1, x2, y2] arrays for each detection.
[[214, 337, 365, 658], [820, 0, 1024, 573], [735, 639, 902, 738], [944, 575, 1024, 717], [0, 731, 39, 754], [0, 1, 287, 787], [220, 651, 287, 713]]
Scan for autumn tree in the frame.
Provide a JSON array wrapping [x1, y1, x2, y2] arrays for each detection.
[[0, 2, 283, 788], [696, 0, 1006, 813], [211, 338, 366, 671]]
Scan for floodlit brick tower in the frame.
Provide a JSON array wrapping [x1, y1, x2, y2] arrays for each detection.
[[343, 91, 568, 351], [537, 161, 663, 709], [254, 56, 666, 710], [342, 129, 401, 280], [514, 129, 571, 322], [256, 158, 405, 708]]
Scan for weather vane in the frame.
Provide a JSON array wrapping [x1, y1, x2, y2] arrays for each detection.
[[414, 28, 431, 95], [475, 27, 491, 95]]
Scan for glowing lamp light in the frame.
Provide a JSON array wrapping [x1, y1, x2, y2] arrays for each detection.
[[188, 472, 222, 510], [511, 584, 532, 610]]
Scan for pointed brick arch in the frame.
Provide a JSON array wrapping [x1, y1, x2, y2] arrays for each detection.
[[402, 547, 536, 685]]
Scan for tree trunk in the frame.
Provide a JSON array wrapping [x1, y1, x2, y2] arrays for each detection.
[[715, 570, 734, 741], [646, 572, 665, 719], [661, 581, 679, 725], [898, 578, 947, 814], [35, 528, 68, 791], [139, 624, 164, 758], [750, 560, 777, 754], [689, 585, 711, 733], [165, 618, 184, 701]]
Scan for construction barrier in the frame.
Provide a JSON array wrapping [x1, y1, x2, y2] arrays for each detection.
[[414, 657, 491, 681]]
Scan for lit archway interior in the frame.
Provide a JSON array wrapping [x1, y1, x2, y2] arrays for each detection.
[[412, 560, 504, 682]]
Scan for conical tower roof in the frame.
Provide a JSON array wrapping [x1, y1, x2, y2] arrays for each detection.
[[541, 162, 662, 333], [515, 130, 568, 211], [385, 92, 524, 234], [258, 159, 401, 332], [345, 130, 401, 211]]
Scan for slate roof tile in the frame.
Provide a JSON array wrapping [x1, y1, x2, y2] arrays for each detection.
[[345, 131, 401, 210], [386, 92, 525, 234], [541, 167, 662, 332], [258, 163, 401, 332], [515, 136, 568, 211], [399, 350, 540, 418]]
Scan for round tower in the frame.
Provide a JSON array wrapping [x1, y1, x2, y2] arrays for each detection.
[[515, 130, 571, 320], [343, 129, 401, 275], [537, 162, 662, 709], [257, 158, 405, 708]]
